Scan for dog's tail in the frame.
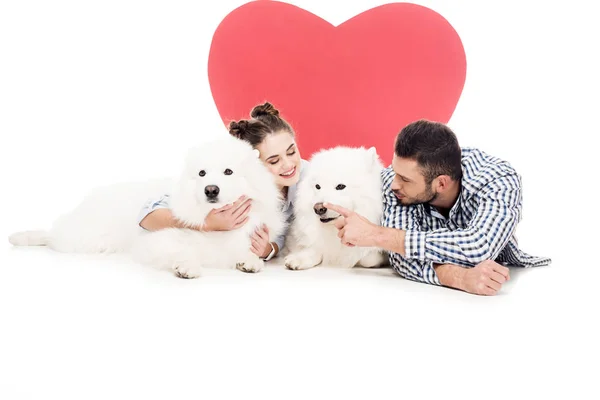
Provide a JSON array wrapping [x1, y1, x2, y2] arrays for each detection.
[[8, 230, 50, 246]]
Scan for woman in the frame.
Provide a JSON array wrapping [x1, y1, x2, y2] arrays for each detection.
[[138, 102, 309, 261]]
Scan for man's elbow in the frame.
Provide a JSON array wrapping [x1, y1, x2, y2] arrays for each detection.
[[459, 231, 494, 265]]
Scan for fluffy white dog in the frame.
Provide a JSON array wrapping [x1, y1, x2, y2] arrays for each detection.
[[9, 136, 286, 278], [284, 146, 388, 270]]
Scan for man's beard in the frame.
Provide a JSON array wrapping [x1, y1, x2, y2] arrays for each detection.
[[397, 184, 437, 206]]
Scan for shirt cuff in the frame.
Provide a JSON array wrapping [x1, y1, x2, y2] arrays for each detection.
[[273, 234, 285, 254], [137, 201, 170, 229], [405, 230, 427, 260]]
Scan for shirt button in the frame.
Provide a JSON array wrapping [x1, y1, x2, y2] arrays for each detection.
[[413, 252, 418, 256]]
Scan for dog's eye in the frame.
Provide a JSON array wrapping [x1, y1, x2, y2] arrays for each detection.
[[336, 184, 346, 190], [199, 170, 206, 177], [224, 169, 233, 176], [315, 184, 321, 190]]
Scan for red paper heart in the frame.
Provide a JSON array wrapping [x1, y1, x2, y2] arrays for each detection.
[[208, 0, 466, 166]]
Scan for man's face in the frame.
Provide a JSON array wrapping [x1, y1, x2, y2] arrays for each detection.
[[390, 155, 437, 206]]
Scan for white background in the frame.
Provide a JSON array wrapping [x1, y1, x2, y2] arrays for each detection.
[[1, 1, 598, 399]]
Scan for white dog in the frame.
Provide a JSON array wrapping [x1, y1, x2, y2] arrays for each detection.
[[9, 136, 286, 278], [284, 146, 388, 270]]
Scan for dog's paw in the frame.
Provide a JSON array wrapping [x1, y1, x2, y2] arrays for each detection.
[[284, 254, 314, 271], [172, 264, 201, 279], [236, 259, 264, 273]]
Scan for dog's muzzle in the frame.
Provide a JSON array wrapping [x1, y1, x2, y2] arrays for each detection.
[[314, 202, 338, 223]]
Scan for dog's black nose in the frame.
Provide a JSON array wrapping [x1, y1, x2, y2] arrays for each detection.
[[313, 203, 327, 215], [205, 185, 220, 198]]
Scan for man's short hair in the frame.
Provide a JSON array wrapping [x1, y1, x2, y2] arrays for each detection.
[[394, 119, 463, 183]]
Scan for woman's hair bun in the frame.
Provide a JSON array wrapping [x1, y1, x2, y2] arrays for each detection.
[[251, 102, 279, 118], [228, 120, 250, 139]]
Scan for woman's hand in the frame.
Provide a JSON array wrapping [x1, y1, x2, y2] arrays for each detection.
[[202, 196, 252, 232], [250, 225, 273, 258]]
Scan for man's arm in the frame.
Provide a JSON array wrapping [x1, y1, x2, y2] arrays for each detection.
[[387, 251, 440, 285], [389, 252, 510, 295], [373, 227, 406, 255], [405, 174, 523, 267], [435, 261, 510, 295]]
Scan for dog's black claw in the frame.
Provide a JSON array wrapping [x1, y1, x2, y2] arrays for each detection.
[[174, 267, 194, 279]]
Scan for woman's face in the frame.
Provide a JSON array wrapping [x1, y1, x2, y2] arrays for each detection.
[[256, 131, 302, 188]]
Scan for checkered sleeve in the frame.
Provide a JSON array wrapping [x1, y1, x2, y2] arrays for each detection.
[[405, 173, 522, 266], [387, 252, 441, 285], [137, 194, 171, 229], [381, 167, 441, 285]]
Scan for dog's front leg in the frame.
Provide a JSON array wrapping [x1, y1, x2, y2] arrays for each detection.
[[236, 252, 265, 273], [284, 249, 323, 271], [131, 230, 204, 279], [357, 250, 388, 268]]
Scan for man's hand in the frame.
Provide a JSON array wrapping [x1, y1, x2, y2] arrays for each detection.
[[324, 202, 380, 247], [461, 260, 510, 295], [202, 196, 252, 232], [438, 260, 510, 296]]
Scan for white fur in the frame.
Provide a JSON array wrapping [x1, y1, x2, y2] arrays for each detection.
[[9, 136, 286, 278], [284, 146, 388, 270]]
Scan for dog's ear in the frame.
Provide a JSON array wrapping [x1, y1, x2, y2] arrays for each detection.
[[366, 146, 380, 169], [240, 148, 261, 166]]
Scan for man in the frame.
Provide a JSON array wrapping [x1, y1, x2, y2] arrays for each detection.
[[325, 120, 551, 296]]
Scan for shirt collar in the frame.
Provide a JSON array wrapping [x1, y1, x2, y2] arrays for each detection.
[[282, 187, 294, 212]]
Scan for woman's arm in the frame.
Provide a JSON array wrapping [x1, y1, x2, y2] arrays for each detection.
[[139, 195, 252, 232], [139, 208, 193, 231]]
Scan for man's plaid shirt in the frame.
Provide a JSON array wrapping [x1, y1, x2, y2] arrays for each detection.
[[381, 147, 551, 285]]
